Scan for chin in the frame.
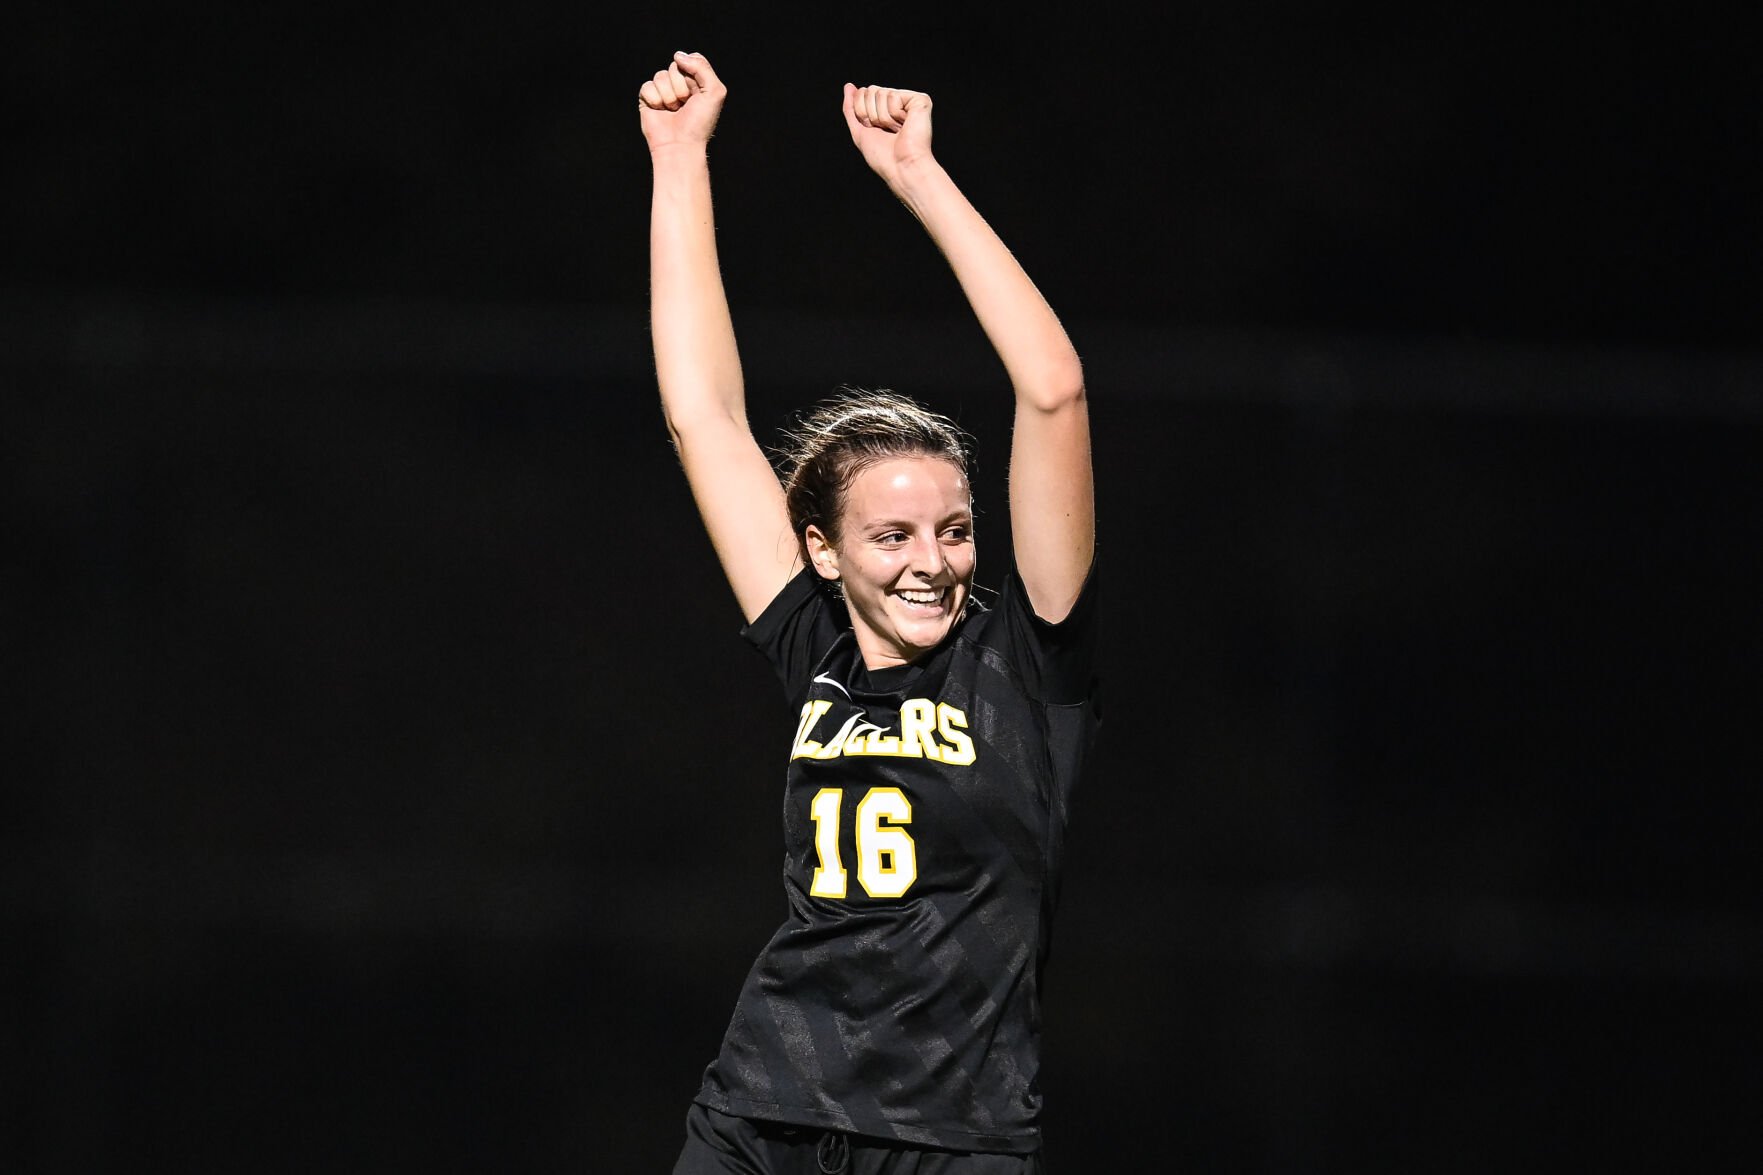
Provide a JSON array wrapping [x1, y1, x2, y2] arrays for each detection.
[[896, 608, 961, 651]]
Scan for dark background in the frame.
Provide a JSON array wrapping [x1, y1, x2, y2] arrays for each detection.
[[6, 5, 1760, 1172]]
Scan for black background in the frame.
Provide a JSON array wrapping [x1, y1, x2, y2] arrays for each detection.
[[6, 5, 1760, 1172]]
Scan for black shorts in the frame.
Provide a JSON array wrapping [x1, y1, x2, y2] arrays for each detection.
[[671, 1104, 1046, 1175]]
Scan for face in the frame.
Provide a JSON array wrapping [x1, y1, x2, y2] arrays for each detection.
[[806, 455, 975, 670]]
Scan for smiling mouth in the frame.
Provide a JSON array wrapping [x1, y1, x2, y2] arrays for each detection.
[[895, 587, 949, 610]]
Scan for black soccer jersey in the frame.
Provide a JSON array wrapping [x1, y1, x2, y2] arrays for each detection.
[[692, 562, 1100, 1154]]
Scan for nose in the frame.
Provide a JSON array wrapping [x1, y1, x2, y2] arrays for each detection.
[[909, 534, 948, 579]]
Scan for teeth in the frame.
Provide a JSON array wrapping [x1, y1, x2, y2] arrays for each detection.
[[899, 589, 944, 604]]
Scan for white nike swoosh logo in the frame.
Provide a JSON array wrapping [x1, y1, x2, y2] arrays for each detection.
[[812, 673, 851, 699]]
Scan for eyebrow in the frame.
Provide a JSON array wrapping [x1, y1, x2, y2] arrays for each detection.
[[862, 510, 973, 532]]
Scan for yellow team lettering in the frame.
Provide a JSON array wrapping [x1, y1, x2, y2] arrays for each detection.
[[935, 703, 975, 766], [791, 700, 834, 759], [790, 698, 975, 765], [808, 786, 918, 899], [898, 698, 936, 759], [808, 787, 847, 897], [854, 788, 916, 897]]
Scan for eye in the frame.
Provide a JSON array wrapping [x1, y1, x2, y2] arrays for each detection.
[[877, 531, 908, 546], [942, 525, 971, 542]]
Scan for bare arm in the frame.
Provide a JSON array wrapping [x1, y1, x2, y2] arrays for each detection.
[[843, 84, 1093, 622], [641, 51, 798, 621]]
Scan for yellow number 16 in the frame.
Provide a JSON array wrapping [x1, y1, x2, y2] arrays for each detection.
[[807, 787, 917, 899]]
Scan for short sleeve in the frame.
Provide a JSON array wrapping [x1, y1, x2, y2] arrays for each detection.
[[740, 568, 846, 694], [987, 559, 1099, 706]]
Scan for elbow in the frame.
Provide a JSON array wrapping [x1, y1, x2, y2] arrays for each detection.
[[662, 400, 736, 441], [1018, 357, 1087, 415]]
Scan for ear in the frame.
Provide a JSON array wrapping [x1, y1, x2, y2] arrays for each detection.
[[804, 525, 841, 582]]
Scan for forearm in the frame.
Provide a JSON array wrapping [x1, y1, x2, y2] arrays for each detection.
[[891, 158, 1085, 413], [648, 144, 747, 439], [888, 151, 1092, 619]]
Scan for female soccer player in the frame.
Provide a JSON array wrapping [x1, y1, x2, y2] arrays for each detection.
[[640, 49, 1098, 1174]]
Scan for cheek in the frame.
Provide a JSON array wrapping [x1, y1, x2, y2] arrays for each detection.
[[853, 550, 900, 585]]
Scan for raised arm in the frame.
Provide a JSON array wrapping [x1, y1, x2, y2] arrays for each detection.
[[843, 83, 1093, 623], [641, 51, 798, 621]]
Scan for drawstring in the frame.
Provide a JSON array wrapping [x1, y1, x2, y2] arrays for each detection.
[[815, 1130, 850, 1174]]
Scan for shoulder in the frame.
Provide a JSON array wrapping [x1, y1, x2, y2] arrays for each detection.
[[964, 559, 1099, 704], [741, 568, 850, 692], [992, 557, 1099, 636]]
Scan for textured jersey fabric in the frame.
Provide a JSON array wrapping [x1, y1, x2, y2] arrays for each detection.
[[691, 563, 1100, 1154]]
